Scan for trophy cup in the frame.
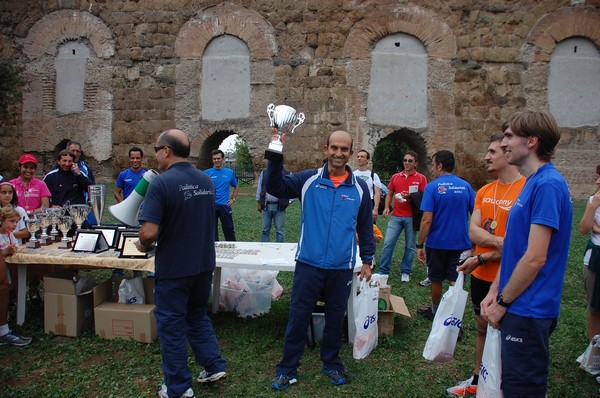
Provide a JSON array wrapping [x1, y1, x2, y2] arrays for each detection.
[[25, 218, 40, 249], [57, 216, 73, 249], [47, 208, 64, 242], [265, 103, 305, 160], [65, 203, 91, 231], [88, 184, 106, 226], [38, 212, 51, 246]]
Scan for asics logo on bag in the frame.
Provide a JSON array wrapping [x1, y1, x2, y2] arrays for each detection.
[[479, 363, 489, 382], [443, 316, 462, 329], [363, 314, 376, 330], [505, 334, 523, 343]]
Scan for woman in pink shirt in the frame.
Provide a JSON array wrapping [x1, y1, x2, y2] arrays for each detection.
[[9, 153, 51, 218]]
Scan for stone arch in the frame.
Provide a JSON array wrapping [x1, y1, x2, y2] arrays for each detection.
[[174, 2, 277, 163], [197, 130, 237, 171], [343, 4, 457, 161], [18, 10, 115, 173], [372, 127, 430, 182], [522, 6, 600, 198]]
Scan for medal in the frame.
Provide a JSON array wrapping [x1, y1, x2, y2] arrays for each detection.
[[490, 220, 498, 230]]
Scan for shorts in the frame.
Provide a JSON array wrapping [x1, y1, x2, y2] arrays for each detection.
[[470, 275, 491, 316], [584, 266, 600, 314], [425, 247, 462, 283]]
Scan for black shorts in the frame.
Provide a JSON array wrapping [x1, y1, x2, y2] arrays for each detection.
[[425, 247, 462, 283], [470, 274, 492, 316]]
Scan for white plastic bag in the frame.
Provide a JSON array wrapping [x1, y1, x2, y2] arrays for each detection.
[[578, 334, 600, 375], [118, 277, 146, 304], [353, 279, 379, 359], [477, 325, 503, 397], [422, 271, 468, 362]]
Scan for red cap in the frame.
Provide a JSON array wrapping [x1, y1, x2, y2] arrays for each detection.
[[18, 153, 38, 166]]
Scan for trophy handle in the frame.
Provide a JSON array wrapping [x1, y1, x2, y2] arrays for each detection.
[[267, 103, 276, 127], [290, 112, 305, 134]]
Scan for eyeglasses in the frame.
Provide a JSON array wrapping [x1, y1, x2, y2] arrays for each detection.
[[154, 145, 171, 153], [403, 159, 414, 163]]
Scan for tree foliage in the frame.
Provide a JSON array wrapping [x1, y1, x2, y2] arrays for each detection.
[[233, 137, 253, 171], [372, 138, 410, 182], [0, 58, 26, 115]]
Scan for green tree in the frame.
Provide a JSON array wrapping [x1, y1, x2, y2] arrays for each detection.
[[372, 138, 410, 182], [233, 137, 253, 171], [0, 58, 26, 115]]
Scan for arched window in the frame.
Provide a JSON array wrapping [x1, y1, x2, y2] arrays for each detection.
[[55, 42, 90, 114], [548, 37, 600, 127], [367, 33, 427, 128], [201, 35, 250, 120]]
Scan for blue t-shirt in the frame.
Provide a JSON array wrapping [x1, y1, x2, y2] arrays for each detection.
[[204, 167, 238, 206], [116, 168, 146, 200], [499, 163, 572, 318], [139, 162, 216, 279], [420, 174, 474, 250]]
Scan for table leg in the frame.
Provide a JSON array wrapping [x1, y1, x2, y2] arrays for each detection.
[[346, 272, 359, 344], [211, 267, 222, 314], [16, 264, 27, 326]]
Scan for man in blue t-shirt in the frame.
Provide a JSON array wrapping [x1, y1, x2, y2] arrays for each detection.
[[481, 110, 572, 397], [137, 129, 227, 398], [114, 147, 146, 203], [204, 150, 239, 241], [416, 150, 475, 320]]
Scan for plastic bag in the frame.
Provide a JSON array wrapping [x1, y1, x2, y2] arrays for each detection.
[[578, 334, 600, 375], [353, 279, 379, 359], [477, 325, 503, 397], [118, 276, 146, 304], [219, 269, 280, 318], [422, 271, 468, 362]]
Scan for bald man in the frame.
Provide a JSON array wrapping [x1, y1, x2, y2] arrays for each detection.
[[137, 129, 227, 398], [266, 130, 375, 390]]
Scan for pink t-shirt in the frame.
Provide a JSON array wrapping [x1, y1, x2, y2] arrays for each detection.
[[9, 177, 52, 213]]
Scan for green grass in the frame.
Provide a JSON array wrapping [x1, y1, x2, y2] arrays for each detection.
[[1, 183, 597, 397]]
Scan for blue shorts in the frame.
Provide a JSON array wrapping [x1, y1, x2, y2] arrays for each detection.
[[425, 248, 462, 283], [501, 312, 557, 397]]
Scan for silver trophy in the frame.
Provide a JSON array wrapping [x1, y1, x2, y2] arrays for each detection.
[[38, 212, 51, 246], [47, 208, 65, 242], [65, 203, 91, 231], [265, 103, 305, 160], [25, 217, 40, 249], [88, 184, 106, 226], [57, 216, 73, 249]]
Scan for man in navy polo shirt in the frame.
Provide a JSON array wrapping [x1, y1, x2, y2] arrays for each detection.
[[137, 129, 227, 398], [481, 109, 572, 397]]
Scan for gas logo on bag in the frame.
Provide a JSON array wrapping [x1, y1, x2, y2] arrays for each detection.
[[443, 316, 462, 329], [363, 314, 376, 330]]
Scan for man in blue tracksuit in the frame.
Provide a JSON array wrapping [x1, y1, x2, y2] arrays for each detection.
[[267, 130, 375, 390]]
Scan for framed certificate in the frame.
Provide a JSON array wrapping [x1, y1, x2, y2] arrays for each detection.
[[72, 230, 110, 253], [91, 224, 119, 248], [118, 232, 150, 259], [114, 227, 140, 252]]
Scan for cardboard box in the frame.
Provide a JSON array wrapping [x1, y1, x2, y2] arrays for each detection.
[[94, 277, 157, 343], [44, 271, 111, 337], [378, 286, 391, 311], [378, 294, 411, 337]]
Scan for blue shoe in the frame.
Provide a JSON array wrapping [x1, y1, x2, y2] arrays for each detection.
[[322, 367, 347, 385], [271, 372, 298, 391]]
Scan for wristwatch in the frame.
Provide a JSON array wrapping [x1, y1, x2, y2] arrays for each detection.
[[496, 293, 511, 308], [416, 243, 424, 249]]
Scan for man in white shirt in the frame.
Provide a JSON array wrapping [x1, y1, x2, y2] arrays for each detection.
[[353, 149, 381, 222]]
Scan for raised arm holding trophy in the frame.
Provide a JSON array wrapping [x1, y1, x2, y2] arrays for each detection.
[[265, 103, 304, 161]]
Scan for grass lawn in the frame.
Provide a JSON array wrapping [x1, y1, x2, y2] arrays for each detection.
[[1, 182, 597, 397]]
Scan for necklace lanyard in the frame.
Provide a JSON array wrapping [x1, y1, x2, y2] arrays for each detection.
[[490, 174, 521, 231]]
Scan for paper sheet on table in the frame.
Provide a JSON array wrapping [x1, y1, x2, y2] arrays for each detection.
[[261, 258, 289, 265]]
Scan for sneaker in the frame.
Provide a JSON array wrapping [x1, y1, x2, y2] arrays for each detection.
[[0, 332, 33, 347], [419, 277, 431, 286], [197, 370, 226, 384], [158, 384, 194, 398], [401, 273, 410, 283], [271, 372, 298, 391], [417, 306, 434, 321], [28, 288, 42, 305], [446, 376, 477, 397], [322, 367, 348, 386]]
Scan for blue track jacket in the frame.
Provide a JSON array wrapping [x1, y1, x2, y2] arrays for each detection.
[[266, 158, 375, 270]]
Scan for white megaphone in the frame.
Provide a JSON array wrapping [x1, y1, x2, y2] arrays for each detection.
[[109, 169, 159, 227]]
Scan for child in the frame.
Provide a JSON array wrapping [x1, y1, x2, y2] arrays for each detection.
[[0, 205, 32, 347]]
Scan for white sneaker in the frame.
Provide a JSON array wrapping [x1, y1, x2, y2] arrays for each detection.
[[158, 384, 194, 398], [401, 273, 410, 282], [419, 277, 431, 286], [197, 370, 227, 384]]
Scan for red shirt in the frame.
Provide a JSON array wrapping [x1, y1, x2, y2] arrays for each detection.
[[388, 171, 427, 217]]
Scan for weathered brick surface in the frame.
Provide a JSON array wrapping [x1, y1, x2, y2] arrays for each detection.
[[0, 0, 597, 197]]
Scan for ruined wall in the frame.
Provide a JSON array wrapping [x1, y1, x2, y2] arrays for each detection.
[[0, 0, 598, 197]]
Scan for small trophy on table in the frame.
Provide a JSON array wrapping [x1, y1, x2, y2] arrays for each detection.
[[37, 212, 52, 246], [265, 103, 305, 161], [57, 216, 73, 249], [25, 218, 40, 249]]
